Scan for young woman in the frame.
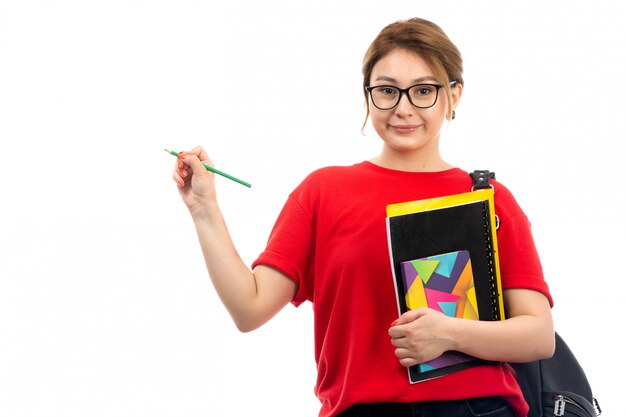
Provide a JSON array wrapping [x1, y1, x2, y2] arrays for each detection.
[[171, 17, 554, 417]]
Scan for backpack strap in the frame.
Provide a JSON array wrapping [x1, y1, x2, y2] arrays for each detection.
[[469, 170, 496, 191], [469, 170, 499, 230]]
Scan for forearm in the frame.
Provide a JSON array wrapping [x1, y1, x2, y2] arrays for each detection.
[[447, 312, 554, 362], [189, 202, 288, 332], [446, 288, 555, 362]]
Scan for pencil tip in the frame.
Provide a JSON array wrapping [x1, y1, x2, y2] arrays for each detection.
[[163, 148, 171, 153]]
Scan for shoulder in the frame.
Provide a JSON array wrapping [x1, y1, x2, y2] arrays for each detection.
[[304, 162, 370, 181], [294, 162, 372, 192], [287, 162, 390, 215], [490, 179, 526, 221], [465, 170, 526, 220]]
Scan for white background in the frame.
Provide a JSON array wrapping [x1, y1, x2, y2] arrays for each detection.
[[1, 1, 624, 416]]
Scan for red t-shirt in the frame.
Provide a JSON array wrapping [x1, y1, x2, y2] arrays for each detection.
[[252, 162, 552, 417]]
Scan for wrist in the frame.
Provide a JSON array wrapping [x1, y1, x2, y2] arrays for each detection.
[[188, 198, 220, 221], [444, 316, 465, 352]]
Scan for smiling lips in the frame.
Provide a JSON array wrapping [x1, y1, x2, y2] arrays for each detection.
[[390, 124, 420, 133]]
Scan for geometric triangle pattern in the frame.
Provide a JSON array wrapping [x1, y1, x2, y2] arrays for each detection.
[[438, 301, 458, 317], [399, 249, 477, 373], [400, 250, 475, 319], [405, 274, 428, 310], [433, 251, 457, 277], [411, 259, 439, 285], [423, 288, 459, 313]]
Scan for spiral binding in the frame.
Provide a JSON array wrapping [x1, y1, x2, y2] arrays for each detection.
[[481, 201, 501, 321]]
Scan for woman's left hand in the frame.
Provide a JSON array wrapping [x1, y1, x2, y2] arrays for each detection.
[[388, 308, 454, 368]]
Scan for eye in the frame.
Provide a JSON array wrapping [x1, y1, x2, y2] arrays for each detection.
[[413, 85, 436, 96], [373, 86, 399, 96]]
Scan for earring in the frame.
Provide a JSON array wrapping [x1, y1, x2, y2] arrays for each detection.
[[452, 110, 456, 120]]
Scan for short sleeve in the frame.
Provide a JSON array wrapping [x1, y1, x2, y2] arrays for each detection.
[[252, 195, 314, 306], [494, 185, 554, 307]]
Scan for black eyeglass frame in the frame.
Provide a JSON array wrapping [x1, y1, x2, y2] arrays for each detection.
[[364, 81, 457, 110]]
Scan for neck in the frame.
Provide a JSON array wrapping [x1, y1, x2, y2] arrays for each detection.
[[370, 147, 453, 173]]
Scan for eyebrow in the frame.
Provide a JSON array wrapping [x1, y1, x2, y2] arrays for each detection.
[[373, 75, 440, 84]]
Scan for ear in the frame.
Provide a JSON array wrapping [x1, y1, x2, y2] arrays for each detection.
[[451, 82, 463, 111]]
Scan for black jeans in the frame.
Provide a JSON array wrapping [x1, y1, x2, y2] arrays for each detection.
[[337, 396, 516, 417]]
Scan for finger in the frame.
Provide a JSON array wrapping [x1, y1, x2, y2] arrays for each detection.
[[182, 146, 213, 167], [172, 170, 185, 188], [173, 155, 190, 185], [190, 145, 211, 164], [388, 325, 408, 338], [397, 307, 428, 325], [394, 347, 419, 366], [399, 357, 419, 368], [389, 336, 406, 348], [181, 153, 211, 180], [175, 152, 189, 173], [388, 318, 399, 333]]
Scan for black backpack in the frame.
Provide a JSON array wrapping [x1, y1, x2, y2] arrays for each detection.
[[510, 333, 600, 417], [470, 171, 601, 417]]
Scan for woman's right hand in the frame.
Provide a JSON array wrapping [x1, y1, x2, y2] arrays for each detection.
[[172, 146, 217, 215]]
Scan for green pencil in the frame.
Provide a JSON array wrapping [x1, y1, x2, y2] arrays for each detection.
[[164, 149, 252, 188]]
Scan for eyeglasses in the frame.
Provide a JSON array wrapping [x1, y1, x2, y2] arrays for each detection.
[[365, 82, 455, 110]]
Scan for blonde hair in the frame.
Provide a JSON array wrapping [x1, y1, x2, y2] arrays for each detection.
[[362, 18, 463, 128]]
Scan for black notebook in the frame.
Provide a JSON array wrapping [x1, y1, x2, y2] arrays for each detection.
[[385, 189, 505, 383]]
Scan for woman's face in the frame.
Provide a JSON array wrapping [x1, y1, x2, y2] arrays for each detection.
[[368, 49, 460, 160]]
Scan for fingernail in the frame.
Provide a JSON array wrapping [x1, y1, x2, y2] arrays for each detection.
[[177, 160, 183, 169], [177, 179, 184, 187], [391, 319, 399, 327], [180, 169, 187, 178], [178, 151, 185, 159]]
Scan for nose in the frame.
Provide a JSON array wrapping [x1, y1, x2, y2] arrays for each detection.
[[394, 91, 414, 116]]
